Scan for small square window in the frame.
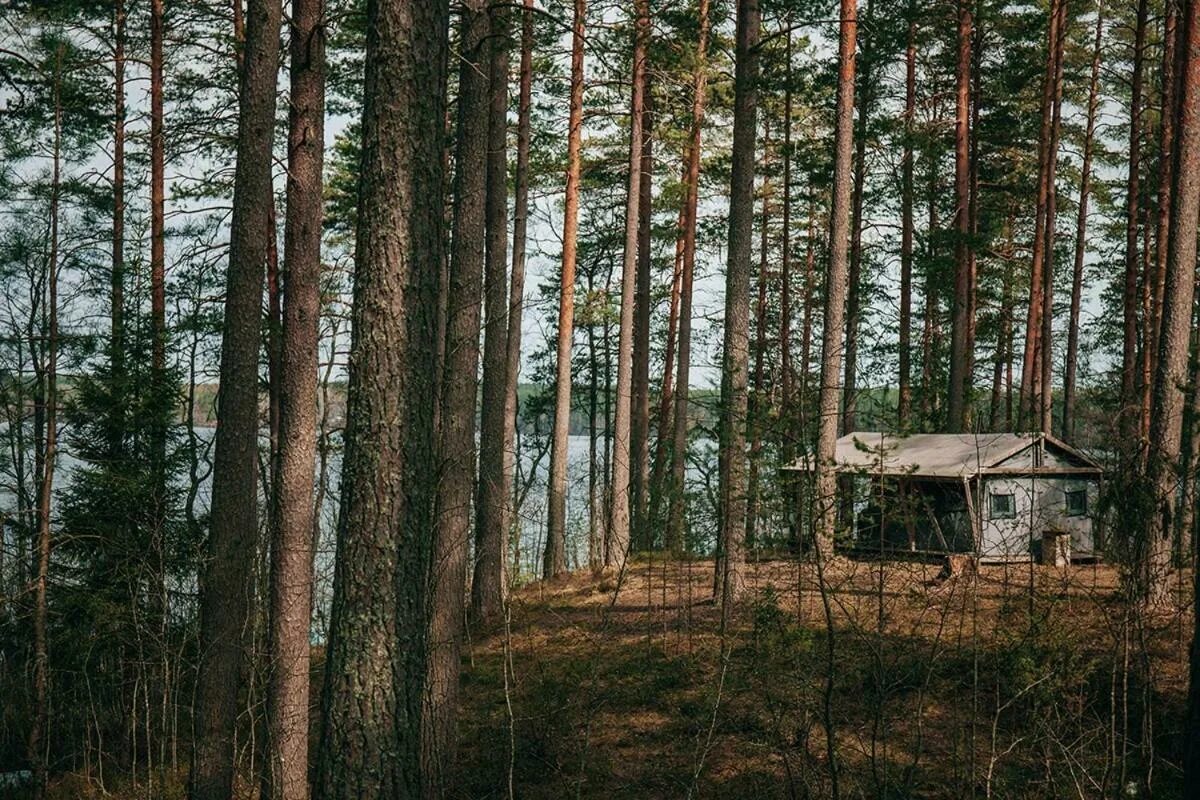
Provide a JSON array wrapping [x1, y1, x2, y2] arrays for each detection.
[[990, 492, 1016, 520], [1065, 489, 1087, 517]]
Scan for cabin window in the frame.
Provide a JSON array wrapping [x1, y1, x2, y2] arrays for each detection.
[[1065, 489, 1087, 517], [989, 492, 1016, 520]]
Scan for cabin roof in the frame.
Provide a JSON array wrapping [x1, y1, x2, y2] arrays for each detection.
[[782, 432, 1103, 479]]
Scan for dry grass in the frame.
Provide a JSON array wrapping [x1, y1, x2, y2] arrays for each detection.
[[456, 556, 1194, 799], [38, 556, 1193, 799]]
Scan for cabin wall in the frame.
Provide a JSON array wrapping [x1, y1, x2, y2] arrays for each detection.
[[979, 475, 1099, 561]]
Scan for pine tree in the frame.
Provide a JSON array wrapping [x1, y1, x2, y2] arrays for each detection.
[[314, 0, 449, 793]]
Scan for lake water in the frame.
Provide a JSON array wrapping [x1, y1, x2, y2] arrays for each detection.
[[12, 426, 694, 635]]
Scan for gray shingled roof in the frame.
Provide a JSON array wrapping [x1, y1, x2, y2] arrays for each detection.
[[782, 432, 1101, 479]]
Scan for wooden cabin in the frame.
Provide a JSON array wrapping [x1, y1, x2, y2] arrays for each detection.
[[783, 432, 1104, 563]]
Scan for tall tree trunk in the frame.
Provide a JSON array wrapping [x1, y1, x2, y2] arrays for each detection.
[[991, 212, 1016, 430], [264, 2, 325, 798], [966, 17, 981, 427], [232, 0, 245, 54], [501, 0, 534, 579], [1179, 327, 1200, 564], [746, 122, 771, 549], [148, 0, 170, 725], [799, 200, 816, 421], [1120, 0, 1149, 442], [779, 26, 797, 541], [607, 0, 647, 572], [149, 0, 169, 602], [111, 0, 126, 410], [28, 56, 61, 800], [267, 203, 282, 485], [715, 0, 760, 617], [919, 157, 941, 426], [1019, 0, 1062, 429], [1146, 0, 1200, 608], [1151, 1, 1182, 367], [780, 25, 794, 433], [815, 0, 857, 555], [190, 1, 280, 797], [545, 0, 586, 578], [1038, 0, 1067, 435], [631, 15, 653, 552], [898, 0, 916, 429], [473, 1, 511, 624], [843, 0, 873, 435], [425, 1, 490, 792], [1063, 2, 1104, 441], [588, 292, 603, 570], [666, 0, 709, 554], [647, 186, 685, 534], [1140, 209, 1154, 442], [946, 0, 973, 432], [602, 275, 613, 557], [151, 0, 166, 377], [314, 0, 448, 795], [433, 111, 453, 436]]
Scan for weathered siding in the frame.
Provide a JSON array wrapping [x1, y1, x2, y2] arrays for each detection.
[[979, 475, 1099, 561]]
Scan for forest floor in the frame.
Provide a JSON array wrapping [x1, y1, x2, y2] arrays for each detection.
[[455, 555, 1194, 799], [36, 555, 1194, 799]]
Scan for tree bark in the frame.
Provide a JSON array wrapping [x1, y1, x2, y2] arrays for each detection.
[[267, 201, 282, 485], [545, 0, 586, 578], [474, 1, 511, 624], [779, 26, 797, 538], [232, 0, 245, 56], [966, 17, 981, 430], [647, 185, 685, 534], [843, 0, 873, 435], [746, 121, 771, 549], [991, 212, 1016, 431], [190, 0, 280, 797], [264, 1, 325, 798], [1063, 2, 1104, 442], [501, 0, 534, 583], [898, 0, 916, 429], [628, 7, 657, 556], [28, 57, 61, 800], [815, 0, 857, 556], [1145, 1, 1185, 441], [148, 0, 170, 710], [1146, 0, 1200, 608], [666, 0, 709, 554], [715, 0, 759, 617], [631, 11, 653, 552], [946, 0, 972, 432], [588, 282, 604, 571], [1179, 326, 1200, 564], [919, 156, 941, 425], [313, 0, 449, 795], [111, 0, 126, 412], [433, 112, 452, 437], [425, 1, 490, 792], [1038, 0, 1067, 435], [1018, 0, 1062, 430], [607, 0, 647, 572], [1121, 0, 1149, 442], [151, 0, 166, 377], [800, 200, 816, 423]]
